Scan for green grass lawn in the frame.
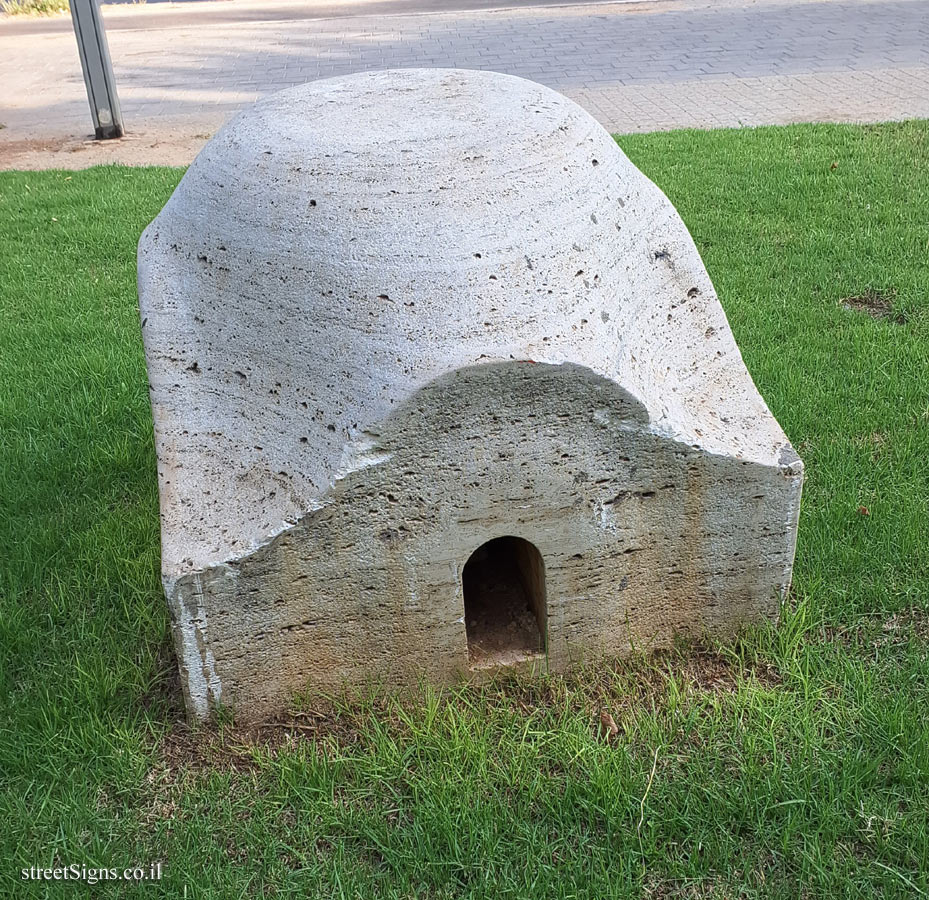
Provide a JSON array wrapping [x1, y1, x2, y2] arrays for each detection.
[[1, 121, 928, 898]]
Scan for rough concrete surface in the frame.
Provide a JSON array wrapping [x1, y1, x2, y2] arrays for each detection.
[[138, 68, 803, 722]]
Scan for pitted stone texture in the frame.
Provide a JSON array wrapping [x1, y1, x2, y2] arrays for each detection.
[[138, 68, 803, 722]]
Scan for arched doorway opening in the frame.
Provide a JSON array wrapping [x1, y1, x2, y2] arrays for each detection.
[[462, 536, 546, 667]]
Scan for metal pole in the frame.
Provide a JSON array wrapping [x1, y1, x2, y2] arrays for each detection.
[[70, 0, 124, 140]]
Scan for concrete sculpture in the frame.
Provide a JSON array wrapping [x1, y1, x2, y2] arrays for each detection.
[[138, 68, 803, 722]]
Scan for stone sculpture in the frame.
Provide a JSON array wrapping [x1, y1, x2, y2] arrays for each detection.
[[138, 69, 803, 722]]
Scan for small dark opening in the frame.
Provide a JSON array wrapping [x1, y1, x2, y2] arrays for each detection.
[[462, 536, 546, 667]]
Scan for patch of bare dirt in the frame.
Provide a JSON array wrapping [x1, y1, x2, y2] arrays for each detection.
[[0, 130, 210, 169], [841, 290, 906, 324], [874, 608, 929, 648], [152, 698, 410, 785], [853, 431, 888, 462], [149, 641, 783, 774], [643, 872, 755, 899], [820, 606, 929, 653], [478, 642, 782, 743], [158, 711, 357, 773]]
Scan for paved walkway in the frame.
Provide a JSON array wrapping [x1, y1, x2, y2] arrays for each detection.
[[1, 0, 928, 168]]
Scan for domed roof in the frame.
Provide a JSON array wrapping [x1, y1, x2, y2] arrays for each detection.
[[138, 68, 796, 576]]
